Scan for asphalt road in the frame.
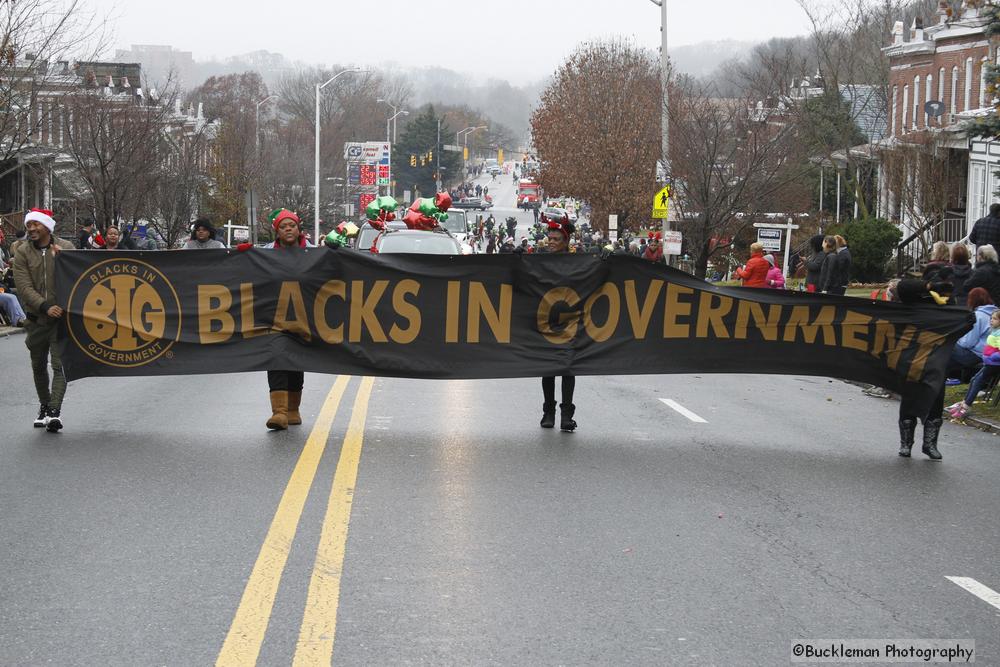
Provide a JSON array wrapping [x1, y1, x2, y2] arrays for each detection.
[[2, 325, 999, 665]]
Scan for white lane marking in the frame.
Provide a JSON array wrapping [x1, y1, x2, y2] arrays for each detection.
[[946, 576, 1000, 611], [659, 398, 708, 423]]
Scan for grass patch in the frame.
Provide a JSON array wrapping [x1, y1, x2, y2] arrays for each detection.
[[944, 384, 1000, 423]]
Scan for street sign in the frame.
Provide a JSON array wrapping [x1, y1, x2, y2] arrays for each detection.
[[233, 228, 249, 242], [757, 228, 782, 252], [344, 142, 364, 160], [443, 144, 462, 152], [652, 185, 670, 219], [663, 230, 682, 255], [608, 214, 618, 231]]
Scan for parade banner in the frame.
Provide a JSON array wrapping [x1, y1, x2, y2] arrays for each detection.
[[56, 250, 974, 414]]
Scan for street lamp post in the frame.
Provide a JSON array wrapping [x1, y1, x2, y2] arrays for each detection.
[[458, 125, 487, 179], [648, 0, 669, 183], [251, 94, 277, 245], [315, 67, 362, 243]]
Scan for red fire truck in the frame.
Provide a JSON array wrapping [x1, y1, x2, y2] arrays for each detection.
[[516, 179, 542, 210]]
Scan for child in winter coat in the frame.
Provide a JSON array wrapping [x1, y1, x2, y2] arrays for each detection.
[[764, 254, 785, 289], [949, 309, 1000, 419]]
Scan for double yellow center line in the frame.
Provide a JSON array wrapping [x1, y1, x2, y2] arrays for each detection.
[[217, 375, 375, 666]]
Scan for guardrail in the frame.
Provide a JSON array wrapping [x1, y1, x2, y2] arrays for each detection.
[[895, 216, 966, 276]]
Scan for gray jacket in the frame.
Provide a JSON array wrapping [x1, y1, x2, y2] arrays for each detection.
[[184, 238, 226, 250]]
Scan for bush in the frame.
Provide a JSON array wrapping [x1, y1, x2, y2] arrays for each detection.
[[827, 218, 902, 283]]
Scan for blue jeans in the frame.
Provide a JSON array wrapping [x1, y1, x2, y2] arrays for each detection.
[[949, 345, 983, 378], [965, 364, 1000, 405], [0, 292, 25, 324]]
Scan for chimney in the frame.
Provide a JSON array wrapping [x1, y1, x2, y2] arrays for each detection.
[[911, 17, 924, 42], [937, 0, 951, 24], [197, 102, 203, 119], [892, 20, 904, 45], [962, 0, 980, 19]]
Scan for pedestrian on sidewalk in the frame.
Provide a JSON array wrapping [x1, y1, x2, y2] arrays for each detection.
[[76, 218, 97, 249], [949, 243, 973, 306], [735, 242, 769, 288], [949, 309, 1000, 422], [12, 209, 75, 432], [804, 234, 825, 292], [947, 287, 995, 381], [963, 244, 1000, 305], [0, 282, 26, 326], [183, 219, 225, 249], [764, 254, 785, 289], [539, 213, 578, 432], [969, 202, 1000, 249]]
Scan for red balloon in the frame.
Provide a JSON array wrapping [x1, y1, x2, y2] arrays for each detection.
[[434, 192, 452, 211]]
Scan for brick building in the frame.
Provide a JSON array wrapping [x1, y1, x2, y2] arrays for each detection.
[[880, 0, 996, 241]]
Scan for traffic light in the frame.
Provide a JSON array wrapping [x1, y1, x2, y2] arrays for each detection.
[[428, 150, 433, 162], [410, 154, 416, 167]]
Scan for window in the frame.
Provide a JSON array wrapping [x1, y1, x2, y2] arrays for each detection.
[[891, 85, 898, 136], [981, 56, 989, 108], [926, 74, 933, 125], [913, 75, 920, 127], [971, 161, 987, 222], [965, 57, 974, 111], [952, 65, 960, 116], [902, 85, 909, 131]]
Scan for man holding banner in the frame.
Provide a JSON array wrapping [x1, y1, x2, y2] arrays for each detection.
[[540, 213, 578, 432]]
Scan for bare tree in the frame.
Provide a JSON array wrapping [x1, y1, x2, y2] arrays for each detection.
[[146, 115, 215, 248], [531, 40, 660, 234], [668, 75, 811, 278]]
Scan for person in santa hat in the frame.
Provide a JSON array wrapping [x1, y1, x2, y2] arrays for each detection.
[[12, 208, 75, 432], [643, 232, 664, 262], [539, 212, 579, 432], [238, 208, 313, 429]]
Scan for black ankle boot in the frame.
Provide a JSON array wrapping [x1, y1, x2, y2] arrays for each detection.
[[559, 403, 577, 432], [922, 417, 943, 461], [540, 401, 556, 428], [898, 417, 917, 457]]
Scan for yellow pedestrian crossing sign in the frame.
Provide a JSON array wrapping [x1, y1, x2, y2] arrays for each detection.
[[652, 186, 670, 219]]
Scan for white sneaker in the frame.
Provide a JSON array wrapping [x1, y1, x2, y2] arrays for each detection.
[[33, 404, 49, 428]]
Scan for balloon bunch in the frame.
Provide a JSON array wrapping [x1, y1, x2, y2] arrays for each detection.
[[365, 196, 398, 231], [324, 221, 360, 248], [402, 192, 452, 231]]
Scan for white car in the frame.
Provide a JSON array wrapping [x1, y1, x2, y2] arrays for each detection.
[[375, 229, 462, 255]]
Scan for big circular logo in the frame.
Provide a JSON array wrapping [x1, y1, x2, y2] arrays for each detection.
[[67, 258, 182, 368]]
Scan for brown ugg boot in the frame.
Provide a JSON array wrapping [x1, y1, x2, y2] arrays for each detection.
[[287, 391, 303, 426], [266, 391, 289, 430]]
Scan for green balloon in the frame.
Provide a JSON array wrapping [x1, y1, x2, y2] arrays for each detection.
[[417, 198, 438, 216], [365, 199, 381, 220], [376, 196, 398, 210]]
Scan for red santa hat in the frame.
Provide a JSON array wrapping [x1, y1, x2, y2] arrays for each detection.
[[25, 208, 55, 233], [270, 208, 300, 230]]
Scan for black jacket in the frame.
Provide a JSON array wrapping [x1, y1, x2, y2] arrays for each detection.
[[964, 260, 1000, 305], [819, 252, 838, 292], [969, 214, 1000, 249], [834, 247, 852, 290], [950, 262, 973, 306], [805, 251, 825, 288]]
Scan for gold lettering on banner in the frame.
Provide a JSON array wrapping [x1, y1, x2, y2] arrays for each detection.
[[445, 281, 461, 343], [871, 321, 915, 371], [664, 283, 694, 338], [274, 281, 311, 342], [624, 279, 662, 340], [390, 279, 421, 344], [840, 310, 872, 352], [583, 282, 621, 342], [537, 287, 581, 345], [468, 282, 512, 343], [695, 292, 733, 339], [349, 280, 389, 343], [239, 283, 268, 339], [734, 301, 782, 341], [782, 305, 837, 346], [908, 331, 947, 382], [198, 284, 234, 344], [314, 280, 346, 344]]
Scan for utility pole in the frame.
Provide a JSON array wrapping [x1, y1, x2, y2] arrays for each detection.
[[649, 0, 669, 236], [436, 118, 442, 193]]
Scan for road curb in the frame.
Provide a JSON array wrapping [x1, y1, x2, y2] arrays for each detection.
[[0, 326, 26, 338], [854, 381, 1000, 436]]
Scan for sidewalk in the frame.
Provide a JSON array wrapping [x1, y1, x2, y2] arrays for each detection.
[[861, 384, 1000, 435], [0, 325, 25, 337]]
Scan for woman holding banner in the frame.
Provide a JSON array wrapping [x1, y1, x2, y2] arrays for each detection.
[[540, 213, 578, 432]]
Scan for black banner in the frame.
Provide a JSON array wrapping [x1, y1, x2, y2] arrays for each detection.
[[56, 249, 974, 414]]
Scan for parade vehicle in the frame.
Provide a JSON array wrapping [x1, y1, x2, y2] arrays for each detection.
[[443, 208, 477, 253], [355, 220, 407, 253], [486, 164, 502, 176], [374, 228, 463, 255], [451, 196, 493, 211], [517, 179, 542, 210], [541, 206, 573, 223]]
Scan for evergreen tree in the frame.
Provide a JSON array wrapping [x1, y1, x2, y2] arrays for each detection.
[[967, 3, 1000, 140], [392, 105, 461, 199]]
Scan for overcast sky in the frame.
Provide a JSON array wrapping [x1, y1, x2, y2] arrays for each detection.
[[91, 0, 817, 84]]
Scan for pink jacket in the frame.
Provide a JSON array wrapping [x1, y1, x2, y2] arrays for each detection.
[[766, 266, 785, 289]]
